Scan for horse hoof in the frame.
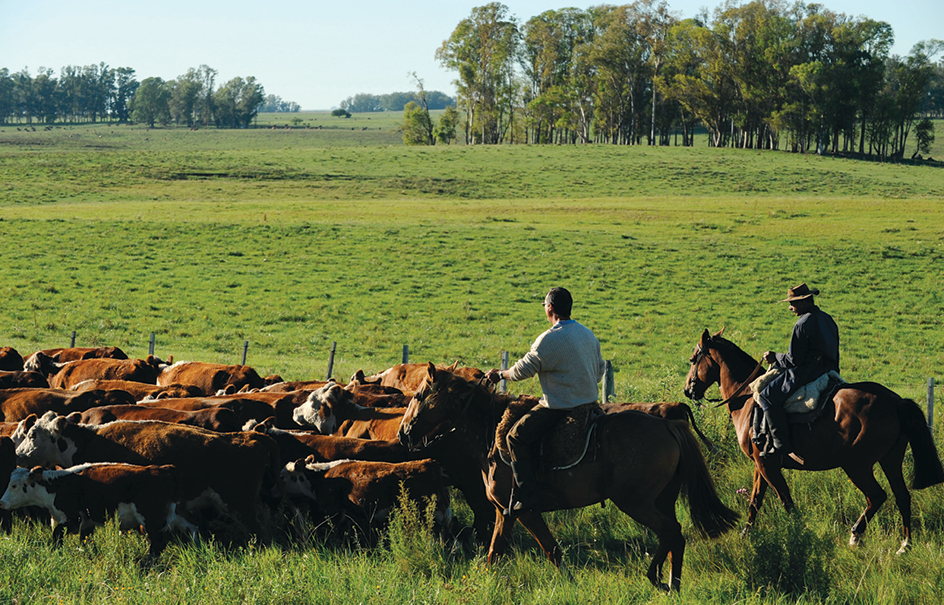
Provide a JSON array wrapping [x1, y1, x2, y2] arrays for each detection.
[[849, 533, 862, 547]]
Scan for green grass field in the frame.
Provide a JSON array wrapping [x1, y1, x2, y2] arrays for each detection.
[[0, 122, 943, 603]]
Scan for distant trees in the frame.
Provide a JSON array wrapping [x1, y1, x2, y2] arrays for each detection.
[[339, 90, 455, 113], [0, 63, 297, 128], [437, 1, 942, 160], [259, 95, 300, 112]]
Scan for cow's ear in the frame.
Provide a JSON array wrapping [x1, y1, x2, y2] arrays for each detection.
[[53, 415, 70, 433], [66, 412, 82, 424], [22, 414, 38, 431]]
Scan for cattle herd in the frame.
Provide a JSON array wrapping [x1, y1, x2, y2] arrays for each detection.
[[0, 344, 485, 559]]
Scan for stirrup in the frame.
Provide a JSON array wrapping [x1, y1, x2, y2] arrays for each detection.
[[787, 452, 805, 465]]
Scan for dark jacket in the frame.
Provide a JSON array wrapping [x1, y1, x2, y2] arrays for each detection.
[[759, 305, 839, 409]]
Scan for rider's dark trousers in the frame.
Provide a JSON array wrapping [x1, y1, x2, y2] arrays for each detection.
[[507, 405, 570, 462]]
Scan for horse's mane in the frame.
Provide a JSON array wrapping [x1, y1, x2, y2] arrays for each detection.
[[709, 334, 758, 368]]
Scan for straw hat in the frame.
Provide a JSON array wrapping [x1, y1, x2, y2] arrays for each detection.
[[781, 283, 820, 302]]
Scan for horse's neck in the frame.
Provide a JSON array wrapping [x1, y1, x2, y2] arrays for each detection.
[[716, 343, 758, 401], [454, 388, 504, 470]]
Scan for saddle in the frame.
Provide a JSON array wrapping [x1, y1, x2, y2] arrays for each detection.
[[495, 397, 604, 471]]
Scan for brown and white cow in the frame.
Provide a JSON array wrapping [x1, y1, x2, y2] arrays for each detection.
[[0, 347, 24, 372], [281, 456, 452, 538], [13, 413, 281, 540], [70, 379, 205, 400], [292, 382, 404, 440], [136, 396, 277, 431], [0, 388, 136, 422], [0, 462, 191, 557], [0, 370, 49, 389], [157, 361, 265, 395], [47, 356, 167, 389], [76, 405, 242, 433]]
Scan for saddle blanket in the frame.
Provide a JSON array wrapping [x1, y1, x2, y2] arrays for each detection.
[[750, 368, 844, 414]]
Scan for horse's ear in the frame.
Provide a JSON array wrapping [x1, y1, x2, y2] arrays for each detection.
[[426, 361, 436, 380], [447, 360, 459, 371], [714, 327, 725, 338], [700, 329, 712, 345]]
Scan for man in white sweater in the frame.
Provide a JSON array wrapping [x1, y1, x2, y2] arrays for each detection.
[[485, 287, 605, 514]]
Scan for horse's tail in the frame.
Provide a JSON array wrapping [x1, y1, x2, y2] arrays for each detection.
[[898, 398, 944, 489], [680, 402, 719, 454], [666, 420, 739, 538]]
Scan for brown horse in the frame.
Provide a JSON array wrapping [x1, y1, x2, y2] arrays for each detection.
[[397, 363, 738, 591], [683, 329, 944, 553]]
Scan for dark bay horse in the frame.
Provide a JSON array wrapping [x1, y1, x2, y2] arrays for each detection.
[[398, 363, 738, 591], [684, 329, 944, 553]]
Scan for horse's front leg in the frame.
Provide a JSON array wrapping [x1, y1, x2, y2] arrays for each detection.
[[516, 511, 565, 570], [744, 465, 768, 532], [843, 465, 888, 548], [755, 459, 795, 513], [486, 508, 515, 565]]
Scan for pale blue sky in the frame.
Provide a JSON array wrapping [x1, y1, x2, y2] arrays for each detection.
[[1, 0, 940, 109]]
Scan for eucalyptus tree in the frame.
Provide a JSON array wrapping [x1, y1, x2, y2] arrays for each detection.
[[130, 77, 171, 127], [437, 2, 520, 144], [0, 69, 13, 123], [213, 76, 264, 128], [656, 18, 704, 145], [520, 7, 595, 144], [32, 68, 59, 124], [111, 67, 138, 123]]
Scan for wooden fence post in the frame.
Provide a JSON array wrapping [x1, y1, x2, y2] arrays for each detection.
[[928, 377, 935, 435], [70, 331, 76, 347], [402, 345, 409, 365], [500, 350, 509, 392], [602, 360, 614, 403], [326, 341, 337, 380], [241, 341, 249, 365], [148, 333, 156, 356]]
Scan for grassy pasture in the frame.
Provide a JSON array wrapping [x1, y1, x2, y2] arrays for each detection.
[[1, 126, 943, 603]]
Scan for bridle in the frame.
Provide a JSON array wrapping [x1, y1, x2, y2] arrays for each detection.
[[691, 343, 765, 408]]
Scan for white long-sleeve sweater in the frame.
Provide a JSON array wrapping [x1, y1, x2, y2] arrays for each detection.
[[506, 319, 605, 409]]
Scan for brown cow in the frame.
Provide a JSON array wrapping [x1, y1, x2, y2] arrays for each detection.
[[48, 356, 167, 389], [362, 362, 483, 396], [292, 382, 404, 440], [0, 388, 135, 422], [0, 347, 24, 371], [252, 420, 418, 466], [0, 462, 189, 557], [70, 379, 205, 400], [14, 413, 280, 541], [156, 361, 265, 394], [0, 370, 49, 389], [23, 347, 128, 374], [0, 436, 15, 532], [136, 397, 277, 431], [281, 457, 452, 539], [76, 405, 241, 432]]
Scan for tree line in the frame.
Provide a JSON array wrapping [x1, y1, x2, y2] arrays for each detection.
[[340, 90, 455, 113], [433, 1, 943, 159], [0, 64, 298, 129]]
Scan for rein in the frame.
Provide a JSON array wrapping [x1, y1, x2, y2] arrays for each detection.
[[712, 359, 765, 408]]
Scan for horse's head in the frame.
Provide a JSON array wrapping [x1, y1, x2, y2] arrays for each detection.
[[683, 328, 725, 403], [398, 362, 473, 451]]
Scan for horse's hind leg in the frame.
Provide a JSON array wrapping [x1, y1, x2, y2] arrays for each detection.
[[515, 511, 565, 569], [842, 464, 888, 548], [611, 497, 685, 591], [879, 443, 912, 554], [486, 508, 515, 565]]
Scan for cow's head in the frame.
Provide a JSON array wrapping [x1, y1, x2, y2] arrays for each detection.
[[0, 466, 49, 511], [280, 459, 316, 501], [23, 351, 63, 377], [14, 411, 78, 468], [292, 382, 344, 435]]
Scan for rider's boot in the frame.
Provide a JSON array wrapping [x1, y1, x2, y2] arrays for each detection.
[[751, 405, 766, 453], [509, 458, 541, 514], [764, 405, 805, 465]]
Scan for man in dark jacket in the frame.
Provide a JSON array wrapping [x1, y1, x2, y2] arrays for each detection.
[[756, 283, 840, 465]]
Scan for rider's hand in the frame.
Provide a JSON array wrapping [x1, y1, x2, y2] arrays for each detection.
[[485, 369, 502, 384], [762, 351, 776, 364]]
